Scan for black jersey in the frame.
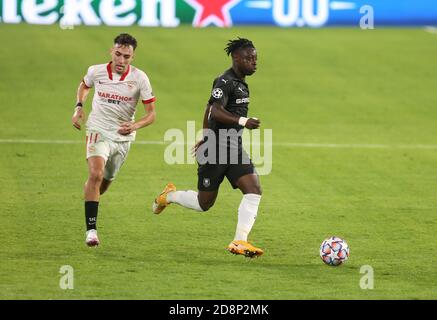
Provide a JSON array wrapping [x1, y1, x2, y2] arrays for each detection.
[[207, 68, 250, 134]]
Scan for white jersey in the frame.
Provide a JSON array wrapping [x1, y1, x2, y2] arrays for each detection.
[[83, 62, 155, 141]]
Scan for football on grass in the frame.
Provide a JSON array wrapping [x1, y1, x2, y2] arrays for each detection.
[[320, 236, 350, 266]]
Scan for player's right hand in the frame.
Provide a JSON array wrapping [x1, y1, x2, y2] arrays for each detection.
[[245, 118, 260, 129], [72, 107, 84, 130]]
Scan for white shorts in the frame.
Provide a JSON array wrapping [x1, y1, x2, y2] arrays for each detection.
[[86, 130, 131, 181]]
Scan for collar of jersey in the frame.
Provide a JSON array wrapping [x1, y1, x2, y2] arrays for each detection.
[[106, 61, 130, 81], [226, 68, 247, 85]]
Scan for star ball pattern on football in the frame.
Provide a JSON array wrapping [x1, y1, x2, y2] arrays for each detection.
[[320, 236, 350, 266]]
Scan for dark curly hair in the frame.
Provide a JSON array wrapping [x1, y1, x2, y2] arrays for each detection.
[[224, 37, 255, 56], [114, 33, 137, 50]]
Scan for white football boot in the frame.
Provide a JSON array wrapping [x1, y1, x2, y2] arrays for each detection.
[[85, 229, 100, 247]]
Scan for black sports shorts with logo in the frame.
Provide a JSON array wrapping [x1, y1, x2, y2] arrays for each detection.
[[197, 150, 256, 191]]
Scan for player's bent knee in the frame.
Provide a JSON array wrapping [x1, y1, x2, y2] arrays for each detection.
[[199, 199, 215, 212], [199, 202, 211, 212], [99, 179, 112, 195], [89, 170, 104, 184]]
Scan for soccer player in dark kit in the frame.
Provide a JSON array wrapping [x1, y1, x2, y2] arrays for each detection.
[[153, 38, 263, 258]]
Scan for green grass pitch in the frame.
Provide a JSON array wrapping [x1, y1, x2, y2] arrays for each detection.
[[0, 24, 436, 299]]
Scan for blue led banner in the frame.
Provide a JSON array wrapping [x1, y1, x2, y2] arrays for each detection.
[[0, 0, 436, 27]]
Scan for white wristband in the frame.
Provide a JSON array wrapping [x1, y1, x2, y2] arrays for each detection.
[[238, 117, 249, 126]]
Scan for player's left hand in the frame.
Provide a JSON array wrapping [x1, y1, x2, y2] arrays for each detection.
[[118, 122, 137, 135], [245, 118, 260, 129]]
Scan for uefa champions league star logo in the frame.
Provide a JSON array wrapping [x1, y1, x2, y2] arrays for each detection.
[[212, 88, 223, 99]]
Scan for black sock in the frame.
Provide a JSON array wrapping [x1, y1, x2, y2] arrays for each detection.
[[85, 201, 99, 231]]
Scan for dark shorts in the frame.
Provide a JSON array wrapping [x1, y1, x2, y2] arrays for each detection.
[[197, 162, 256, 191]]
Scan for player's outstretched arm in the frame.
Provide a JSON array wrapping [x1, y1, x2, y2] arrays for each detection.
[[210, 102, 260, 129], [118, 102, 156, 135], [72, 81, 90, 130]]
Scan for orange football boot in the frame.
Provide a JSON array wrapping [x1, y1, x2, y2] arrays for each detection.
[[152, 183, 176, 214], [227, 240, 264, 258]]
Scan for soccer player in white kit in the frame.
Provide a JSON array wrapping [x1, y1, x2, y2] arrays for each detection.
[[71, 34, 156, 247]]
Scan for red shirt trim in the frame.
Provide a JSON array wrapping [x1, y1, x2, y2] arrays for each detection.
[[142, 97, 156, 104], [106, 62, 113, 80], [119, 65, 130, 81], [106, 62, 130, 81]]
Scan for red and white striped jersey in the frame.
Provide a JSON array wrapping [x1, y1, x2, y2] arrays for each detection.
[[83, 62, 156, 141]]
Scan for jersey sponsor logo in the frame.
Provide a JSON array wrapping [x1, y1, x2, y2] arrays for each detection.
[[212, 88, 224, 99], [97, 91, 134, 104], [236, 97, 250, 104]]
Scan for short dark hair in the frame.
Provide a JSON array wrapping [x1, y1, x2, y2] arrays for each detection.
[[224, 37, 255, 56], [114, 33, 137, 50]]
